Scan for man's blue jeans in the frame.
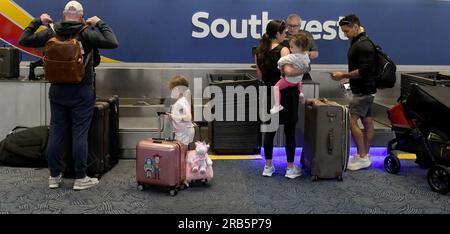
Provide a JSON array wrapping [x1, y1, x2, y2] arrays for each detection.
[[47, 85, 95, 179]]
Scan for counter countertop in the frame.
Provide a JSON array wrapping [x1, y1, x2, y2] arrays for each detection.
[[0, 77, 47, 83]]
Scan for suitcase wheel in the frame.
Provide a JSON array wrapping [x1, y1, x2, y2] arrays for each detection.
[[337, 175, 343, 181], [179, 183, 187, 190], [311, 175, 319, 182], [169, 189, 178, 196], [137, 184, 145, 191]]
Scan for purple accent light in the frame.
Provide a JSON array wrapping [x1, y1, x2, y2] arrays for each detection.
[[259, 147, 390, 169], [262, 147, 388, 158]]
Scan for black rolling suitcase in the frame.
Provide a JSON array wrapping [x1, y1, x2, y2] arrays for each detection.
[[0, 47, 20, 78], [62, 101, 111, 178], [301, 98, 350, 181], [97, 95, 119, 165], [208, 73, 261, 154]]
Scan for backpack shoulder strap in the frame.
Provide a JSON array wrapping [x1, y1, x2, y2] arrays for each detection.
[[76, 25, 89, 38], [84, 50, 93, 68], [364, 37, 378, 50], [355, 36, 371, 46], [357, 37, 379, 60], [49, 23, 55, 33], [77, 25, 93, 65], [358, 36, 381, 54], [48, 23, 61, 40]]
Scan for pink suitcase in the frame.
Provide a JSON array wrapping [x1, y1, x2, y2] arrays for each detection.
[[136, 138, 187, 196], [185, 150, 213, 185]]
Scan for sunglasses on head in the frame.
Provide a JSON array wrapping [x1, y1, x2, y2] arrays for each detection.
[[339, 19, 354, 27], [279, 20, 286, 30]]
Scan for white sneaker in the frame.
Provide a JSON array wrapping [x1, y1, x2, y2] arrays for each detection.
[[348, 154, 360, 163], [262, 165, 275, 177], [270, 105, 284, 114], [347, 154, 371, 171], [48, 174, 62, 189], [73, 176, 99, 190], [285, 166, 302, 179]]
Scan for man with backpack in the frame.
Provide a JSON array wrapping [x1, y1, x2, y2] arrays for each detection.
[[19, 1, 118, 190], [330, 14, 377, 171]]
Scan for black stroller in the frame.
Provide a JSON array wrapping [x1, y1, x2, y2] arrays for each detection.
[[385, 84, 450, 194]]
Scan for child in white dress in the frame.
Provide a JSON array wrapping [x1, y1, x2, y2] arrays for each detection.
[[167, 75, 195, 145]]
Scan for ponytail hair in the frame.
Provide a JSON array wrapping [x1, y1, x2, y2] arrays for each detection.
[[256, 33, 271, 67], [256, 19, 286, 72]]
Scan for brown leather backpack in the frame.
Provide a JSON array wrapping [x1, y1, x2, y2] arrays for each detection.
[[43, 24, 91, 84]]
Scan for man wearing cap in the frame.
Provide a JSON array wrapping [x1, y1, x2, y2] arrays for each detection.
[[19, 1, 118, 190]]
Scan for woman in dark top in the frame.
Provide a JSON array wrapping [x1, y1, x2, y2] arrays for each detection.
[[255, 19, 304, 179]]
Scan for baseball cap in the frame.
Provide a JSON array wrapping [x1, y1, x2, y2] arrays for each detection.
[[64, 1, 83, 15]]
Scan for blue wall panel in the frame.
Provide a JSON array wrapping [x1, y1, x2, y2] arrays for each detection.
[[13, 0, 450, 65]]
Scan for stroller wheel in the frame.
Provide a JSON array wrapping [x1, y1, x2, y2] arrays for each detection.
[[384, 155, 401, 174], [427, 165, 450, 194]]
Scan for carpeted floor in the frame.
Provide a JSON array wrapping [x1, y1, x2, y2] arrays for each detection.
[[0, 154, 449, 214]]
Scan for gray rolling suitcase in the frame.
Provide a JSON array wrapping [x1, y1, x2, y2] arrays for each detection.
[[301, 98, 349, 181]]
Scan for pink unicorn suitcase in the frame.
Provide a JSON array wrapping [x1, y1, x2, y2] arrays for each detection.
[[185, 150, 213, 185], [136, 138, 187, 196]]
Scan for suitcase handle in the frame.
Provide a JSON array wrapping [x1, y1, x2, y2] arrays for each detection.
[[159, 116, 164, 133], [157, 113, 175, 140], [152, 138, 175, 143], [327, 112, 336, 118], [158, 114, 167, 138], [327, 130, 333, 154]]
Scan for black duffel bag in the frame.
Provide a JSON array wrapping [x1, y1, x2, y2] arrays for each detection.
[[0, 126, 49, 167]]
